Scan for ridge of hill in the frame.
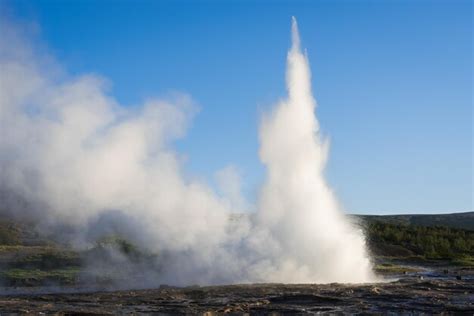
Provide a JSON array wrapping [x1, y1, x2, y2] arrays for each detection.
[[356, 211, 474, 231]]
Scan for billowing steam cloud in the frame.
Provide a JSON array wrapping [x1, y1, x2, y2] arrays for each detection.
[[0, 16, 376, 286]]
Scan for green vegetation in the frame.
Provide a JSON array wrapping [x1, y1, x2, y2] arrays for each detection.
[[7, 250, 79, 269], [94, 235, 144, 259], [0, 221, 21, 245], [0, 244, 82, 286], [366, 221, 474, 265], [0, 229, 156, 286], [0, 267, 80, 286], [374, 263, 420, 274], [358, 211, 474, 231], [451, 256, 474, 266]]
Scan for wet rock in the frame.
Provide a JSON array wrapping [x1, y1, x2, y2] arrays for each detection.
[[370, 287, 381, 294], [269, 294, 341, 305], [0, 268, 473, 314]]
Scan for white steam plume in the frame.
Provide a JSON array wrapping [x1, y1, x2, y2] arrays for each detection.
[[0, 16, 376, 286], [255, 17, 375, 283], [0, 17, 235, 285]]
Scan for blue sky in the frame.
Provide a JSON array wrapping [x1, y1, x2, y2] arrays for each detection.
[[3, 0, 472, 214]]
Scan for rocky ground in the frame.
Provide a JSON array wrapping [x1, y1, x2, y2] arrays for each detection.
[[0, 267, 472, 315]]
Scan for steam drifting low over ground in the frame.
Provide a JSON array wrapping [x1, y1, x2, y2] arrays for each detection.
[[0, 16, 376, 286]]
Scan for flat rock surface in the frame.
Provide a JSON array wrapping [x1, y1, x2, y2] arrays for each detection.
[[0, 268, 473, 314]]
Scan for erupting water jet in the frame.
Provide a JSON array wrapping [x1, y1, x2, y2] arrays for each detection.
[[255, 17, 376, 283]]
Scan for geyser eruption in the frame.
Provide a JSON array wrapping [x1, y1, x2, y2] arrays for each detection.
[[256, 17, 375, 283], [0, 16, 376, 286]]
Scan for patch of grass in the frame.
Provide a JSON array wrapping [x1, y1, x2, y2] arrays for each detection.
[[374, 263, 420, 274], [0, 267, 80, 286], [0, 245, 56, 254], [0, 245, 81, 269], [96, 235, 141, 256], [0, 221, 21, 245], [451, 256, 474, 267]]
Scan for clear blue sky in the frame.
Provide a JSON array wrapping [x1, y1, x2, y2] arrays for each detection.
[[3, 0, 472, 214]]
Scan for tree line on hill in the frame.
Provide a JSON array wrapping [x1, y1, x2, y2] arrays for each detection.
[[365, 221, 473, 261]]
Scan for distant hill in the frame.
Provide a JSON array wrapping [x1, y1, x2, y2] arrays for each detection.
[[356, 212, 474, 231]]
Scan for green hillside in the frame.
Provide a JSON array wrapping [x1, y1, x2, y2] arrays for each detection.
[[356, 211, 474, 231], [355, 212, 474, 266]]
